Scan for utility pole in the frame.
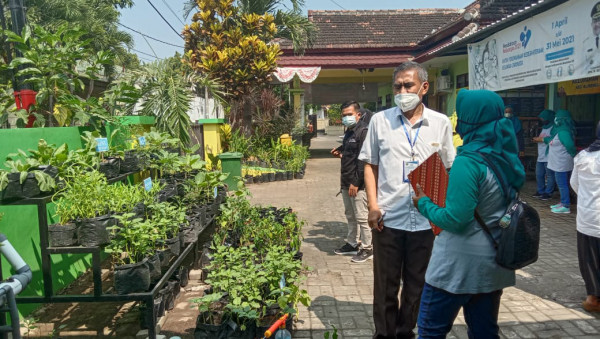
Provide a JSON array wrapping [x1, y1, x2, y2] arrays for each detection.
[[8, 0, 27, 90], [8, 0, 37, 127]]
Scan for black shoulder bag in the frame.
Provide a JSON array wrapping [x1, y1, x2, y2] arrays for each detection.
[[474, 152, 541, 270]]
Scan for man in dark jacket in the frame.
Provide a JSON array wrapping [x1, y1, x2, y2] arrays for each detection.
[[330, 101, 373, 263]]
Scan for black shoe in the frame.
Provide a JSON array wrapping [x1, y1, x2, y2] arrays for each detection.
[[351, 248, 373, 263], [539, 193, 551, 201], [334, 243, 359, 255], [532, 192, 543, 198]]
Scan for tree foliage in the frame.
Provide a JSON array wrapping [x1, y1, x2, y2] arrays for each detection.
[[183, 0, 281, 132], [237, 0, 317, 54], [184, 0, 316, 55], [125, 56, 225, 145], [184, 0, 280, 98], [25, 0, 139, 74], [1, 24, 113, 127]]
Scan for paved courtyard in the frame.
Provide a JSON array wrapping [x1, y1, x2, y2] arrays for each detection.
[[245, 133, 600, 339], [21, 132, 600, 339]]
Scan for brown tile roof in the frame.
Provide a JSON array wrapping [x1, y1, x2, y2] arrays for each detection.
[[277, 52, 413, 68], [479, 0, 541, 25], [279, 8, 464, 50]]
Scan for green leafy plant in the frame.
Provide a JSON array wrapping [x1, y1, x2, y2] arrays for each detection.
[[184, 171, 229, 205], [53, 170, 109, 220], [324, 324, 338, 339], [202, 244, 310, 329], [3, 24, 113, 127], [146, 202, 186, 240], [191, 292, 226, 325], [176, 153, 206, 176], [0, 159, 56, 192], [21, 316, 39, 338], [105, 213, 157, 265]]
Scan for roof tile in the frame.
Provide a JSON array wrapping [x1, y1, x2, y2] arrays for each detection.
[[278, 9, 463, 50]]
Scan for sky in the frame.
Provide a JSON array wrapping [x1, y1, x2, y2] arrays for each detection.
[[119, 0, 474, 61]]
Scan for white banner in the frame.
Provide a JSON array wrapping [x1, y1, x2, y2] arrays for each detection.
[[469, 0, 600, 91]]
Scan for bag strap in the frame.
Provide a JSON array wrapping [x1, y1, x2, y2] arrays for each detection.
[[474, 210, 498, 249], [475, 151, 515, 203], [473, 151, 507, 250]]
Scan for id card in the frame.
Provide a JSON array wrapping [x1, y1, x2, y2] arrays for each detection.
[[403, 160, 419, 183]]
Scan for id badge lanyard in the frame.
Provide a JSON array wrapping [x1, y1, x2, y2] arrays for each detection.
[[400, 116, 422, 161], [400, 116, 422, 183]]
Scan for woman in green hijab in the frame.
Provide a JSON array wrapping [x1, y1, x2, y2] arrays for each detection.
[[545, 109, 576, 214], [412, 90, 525, 338]]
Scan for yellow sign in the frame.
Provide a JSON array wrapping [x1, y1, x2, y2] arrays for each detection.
[[558, 76, 600, 96]]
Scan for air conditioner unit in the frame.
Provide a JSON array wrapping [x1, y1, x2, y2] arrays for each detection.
[[436, 75, 452, 92]]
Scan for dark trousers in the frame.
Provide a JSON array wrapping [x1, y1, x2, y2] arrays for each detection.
[[417, 283, 503, 339], [372, 227, 434, 339], [577, 231, 600, 296]]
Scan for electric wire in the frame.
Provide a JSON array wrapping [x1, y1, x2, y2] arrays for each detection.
[[118, 23, 185, 48], [131, 48, 160, 59], [146, 0, 184, 38], [329, 0, 346, 10], [160, 0, 186, 26]]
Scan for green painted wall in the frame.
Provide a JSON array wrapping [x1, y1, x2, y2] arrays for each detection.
[[0, 203, 93, 317], [0, 118, 153, 318], [0, 127, 90, 169], [378, 83, 393, 108], [445, 58, 469, 116]]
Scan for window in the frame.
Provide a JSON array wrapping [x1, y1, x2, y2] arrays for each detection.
[[456, 73, 469, 89]]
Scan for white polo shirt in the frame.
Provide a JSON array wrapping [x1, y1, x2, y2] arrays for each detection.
[[358, 105, 456, 231]]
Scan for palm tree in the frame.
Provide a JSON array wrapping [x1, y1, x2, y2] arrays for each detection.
[[132, 57, 224, 145], [183, 0, 317, 55]]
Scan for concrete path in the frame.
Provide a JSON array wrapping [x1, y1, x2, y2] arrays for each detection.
[[245, 133, 600, 339], [24, 132, 600, 338]]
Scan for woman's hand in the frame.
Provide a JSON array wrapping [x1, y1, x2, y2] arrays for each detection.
[[412, 184, 428, 210]]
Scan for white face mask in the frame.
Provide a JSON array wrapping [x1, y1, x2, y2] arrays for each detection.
[[504, 112, 513, 118], [394, 83, 424, 112]]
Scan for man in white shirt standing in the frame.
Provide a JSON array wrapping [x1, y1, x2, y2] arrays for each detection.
[[571, 120, 600, 313], [359, 61, 456, 339]]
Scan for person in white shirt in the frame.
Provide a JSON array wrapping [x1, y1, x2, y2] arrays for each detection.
[[532, 109, 556, 200], [571, 120, 600, 313], [359, 61, 455, 339]]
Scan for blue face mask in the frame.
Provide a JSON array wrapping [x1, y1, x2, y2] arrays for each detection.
[[342, 115, 357, 128]]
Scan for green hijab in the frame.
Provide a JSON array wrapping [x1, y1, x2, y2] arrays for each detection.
[[538, 109, 555, 129], [455, 90, 525, 194], [552, 109, 575, 137]]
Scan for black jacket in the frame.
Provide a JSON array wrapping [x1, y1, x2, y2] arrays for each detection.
[[336, 118, 369, 190]]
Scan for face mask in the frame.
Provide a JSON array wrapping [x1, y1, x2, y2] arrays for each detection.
[[554, 117, 560, 125], [394, 83, 424, 112], [342, 115, 357, 128], [504, 112, 513, 118]]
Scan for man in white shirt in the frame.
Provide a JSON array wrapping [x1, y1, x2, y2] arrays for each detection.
[[359, 61, 455, 339], [571, 120, 600, 313]]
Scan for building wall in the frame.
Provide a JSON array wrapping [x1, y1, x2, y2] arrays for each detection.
[[445, 59, 469, 116], [378, 83, 393, 109]]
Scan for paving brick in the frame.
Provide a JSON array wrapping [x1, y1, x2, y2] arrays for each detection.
[[240, 134, 600, 339]]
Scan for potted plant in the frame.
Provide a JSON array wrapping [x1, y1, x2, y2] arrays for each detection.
[[192, 292, 229, 338], [50, 196, 79, 247], [105, 213, 154, 294], [55, 171, 114, 247], [0, 159, 56, 201], [80, 131, 123, 179]]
